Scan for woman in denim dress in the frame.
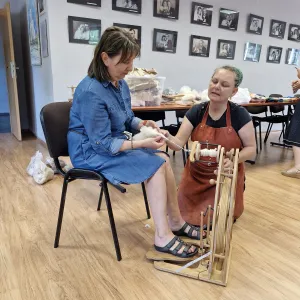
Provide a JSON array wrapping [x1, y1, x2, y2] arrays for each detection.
[[68, 26, 201, 258]]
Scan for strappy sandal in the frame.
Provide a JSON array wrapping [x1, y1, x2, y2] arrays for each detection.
[[172, 222, 206, 240], [281, 169, 300, 179], [154, 236, 198, 258]]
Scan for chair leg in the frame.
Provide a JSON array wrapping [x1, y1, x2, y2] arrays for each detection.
[[173, 150, 176, 156], [102, 180, 122, 261], [166, 145, 169, 153], [254, 126, 258, 154], [141, 182, 151, 219], [54, 176, 69, 248], [259, 122, 262, 150], [264, 123, 273, 143], [97, 185, 104, 211], [182, 149, 186, 166]]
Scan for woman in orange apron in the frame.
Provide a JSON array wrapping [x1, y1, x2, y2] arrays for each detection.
[[164, 66, 256, 225]]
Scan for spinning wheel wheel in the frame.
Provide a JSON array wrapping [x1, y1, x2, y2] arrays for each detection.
[[146, 142, 240, 286]]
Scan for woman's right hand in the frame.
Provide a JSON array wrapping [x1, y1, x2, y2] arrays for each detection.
[[141, 136, 165, 150]]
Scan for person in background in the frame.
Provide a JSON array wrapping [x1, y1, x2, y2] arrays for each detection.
[[281, 72, 300, 179], [164, 66, 256, 226], [68, 26, 201, 258]]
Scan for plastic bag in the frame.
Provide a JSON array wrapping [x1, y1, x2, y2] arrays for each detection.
[[46, 156, 67, 174], [32, 160, 54, 185], [231, 87, 251, 104], [27, 151, 43, 176]]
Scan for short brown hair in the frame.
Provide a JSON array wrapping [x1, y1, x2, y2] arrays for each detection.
[[88, 26, 140, 82]]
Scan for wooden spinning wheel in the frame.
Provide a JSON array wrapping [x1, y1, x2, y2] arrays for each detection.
[[146, 142, 240, 286]]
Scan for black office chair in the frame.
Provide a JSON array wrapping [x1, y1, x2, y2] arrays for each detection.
[[263, 94, 289, 143], [245, 106, 267, 153], [40, 102, 151, 261], [134, 111, 167, 128]]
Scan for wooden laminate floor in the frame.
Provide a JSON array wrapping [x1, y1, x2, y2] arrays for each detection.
[[0, 132, 299, 300]]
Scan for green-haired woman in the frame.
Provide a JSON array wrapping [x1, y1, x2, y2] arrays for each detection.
[[164, 66, 256, 225]]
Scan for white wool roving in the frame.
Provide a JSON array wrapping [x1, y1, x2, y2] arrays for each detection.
[[133, 126, 165, 141]]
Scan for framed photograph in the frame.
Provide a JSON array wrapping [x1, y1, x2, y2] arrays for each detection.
[[285, 48, 300, 65], [153, 28, 177, 53], [243, 42, 262, 62], [269, 20, 286, 39], [40, 19, 49, 58], [288, 24, 300, 42], [247, 14, 264, 35], [68, 16, 101, 45], [67, 0, 101, 7], [267, 46, 283, 63], [189, 35, 210, 57], [27, 0, 42, 66], [217, 39, 236, 60], [153, 0, 179, 20], [191, 2, 213, 26], [113, 23, 141, 46], [218, 8, 239, 31], [38, 0, 46, 15], [112, 0, 141, 14]]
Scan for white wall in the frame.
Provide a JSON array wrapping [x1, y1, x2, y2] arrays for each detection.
[[0, 19, 9, 114], [20, 0, 54, 139], [47, 0, 300, 102]]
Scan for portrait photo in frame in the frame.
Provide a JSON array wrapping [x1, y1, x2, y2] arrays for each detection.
[[189, 35, 210, 57], [153, 28, 178, 53]]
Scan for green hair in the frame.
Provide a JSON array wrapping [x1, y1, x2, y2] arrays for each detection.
[[214, 65, 243, 87]]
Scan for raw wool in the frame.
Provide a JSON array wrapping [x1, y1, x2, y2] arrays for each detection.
[[133, 126, 165, 141]]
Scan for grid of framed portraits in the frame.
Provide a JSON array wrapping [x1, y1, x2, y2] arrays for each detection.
[[267, 46, 283, 63], [269, 19, 286, 39], [191, 2, 212, 26], [189, 35, 210, 57], [243, 42, 262, 62], [112, 0, 141, 14], [153, 0, 179, 20], [288, 24, 300, 42], [218, 8, 239, 31], [217, 39, 236, 60], [285, 48, 300, 65], [153, 28, 178, 53], [67, 0, 101, 7], [113, 23, 141, 46], [247, 14, 264, 35], [68, 16, 101, 45]]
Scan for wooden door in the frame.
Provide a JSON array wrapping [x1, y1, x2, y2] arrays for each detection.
[[0, 3, 21, 140]]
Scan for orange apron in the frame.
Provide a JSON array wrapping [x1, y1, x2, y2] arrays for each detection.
[[178, 103, 245, 225]]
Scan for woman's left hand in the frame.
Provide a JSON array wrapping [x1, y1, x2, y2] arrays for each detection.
[[144, 120, 161, 131]]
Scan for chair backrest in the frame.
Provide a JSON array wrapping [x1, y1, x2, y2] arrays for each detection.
[[40, 102, 72, 158], [134, 111, 166, 122], [268, 94, 284, 113], [175, 109, 188, 119], [246, 106, 267, 114]]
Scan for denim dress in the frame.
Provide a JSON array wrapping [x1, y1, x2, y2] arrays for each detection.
[[68, 76, 165, 185]]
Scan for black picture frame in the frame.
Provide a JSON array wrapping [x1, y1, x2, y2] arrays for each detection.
[[67, 0, 101, 7], [113, 23, 142, 46], [288, 24, 300, 42], [216, 39, 236, 60], [112, 0, 142, 14], [152, 28, 178, 53], [247, 14, 264, 35], [269, 19, 286, 39], [191, 2, 212, 26], [266, 46, 283, 63], [218, 8, 239, 31], [243, 42, 262, 62], [153, 0, 179, 20], [68, 16, 101, 45], [285, 48, 300, 65], [189, 35, 210, 57]]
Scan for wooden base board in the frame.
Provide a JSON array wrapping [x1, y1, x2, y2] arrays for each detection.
[[146, 247, 199, 262], [154, 261, 226, 286]]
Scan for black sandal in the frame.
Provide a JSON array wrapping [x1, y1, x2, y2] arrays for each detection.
[[154, 236, 198, 258], [172, 222, 206, 240]]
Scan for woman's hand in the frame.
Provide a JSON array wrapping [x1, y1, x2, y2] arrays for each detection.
[[159, 129, 170, 139], [141, 136, 165, 149], [144, 120, 161, 132], [223, 158, 234, 172], [292, 79, 300, 93]]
